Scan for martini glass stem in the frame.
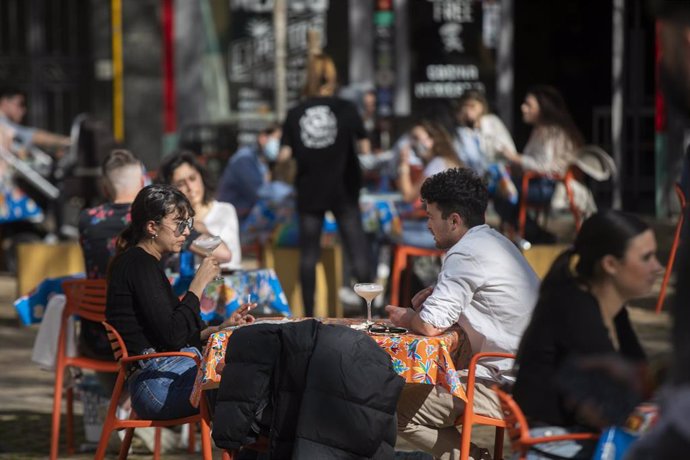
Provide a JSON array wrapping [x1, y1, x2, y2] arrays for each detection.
[[367, 300, 372, 324]]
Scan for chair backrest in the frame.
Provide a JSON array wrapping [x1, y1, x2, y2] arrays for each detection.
[[102, 321, 129, 362], [573, 145, 617, 182], [494, 387, 532, 454], [62, 278, 108, 322]]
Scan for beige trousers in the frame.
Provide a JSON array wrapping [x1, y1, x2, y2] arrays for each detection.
[[396, 380, 502, 460]]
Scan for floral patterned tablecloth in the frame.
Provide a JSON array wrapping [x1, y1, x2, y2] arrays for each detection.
[[170, 268, 291, 321], [190, 318, 470, 407]]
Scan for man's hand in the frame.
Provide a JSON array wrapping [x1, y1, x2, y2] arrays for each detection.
[[411, 286, 433, 311], [385, 305, 415, 328], [386, 304, 446, 336]]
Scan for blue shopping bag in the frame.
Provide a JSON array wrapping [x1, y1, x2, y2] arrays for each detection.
[[591, 426, 638, 460]]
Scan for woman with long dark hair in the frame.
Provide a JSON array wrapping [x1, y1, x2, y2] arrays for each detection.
[[106, 184, 253, 419], [498, 85, 585, 242], [277, 54, 373, 317], [512, 210, 663, 459]]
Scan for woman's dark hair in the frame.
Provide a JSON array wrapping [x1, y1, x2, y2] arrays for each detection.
[[542, 210, 650, 291], [114, 184, 194, 255], [527, 85, 585, 148], [157, 150, 215, 204]]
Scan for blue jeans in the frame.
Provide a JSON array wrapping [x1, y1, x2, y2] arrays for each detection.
[[512, 426, 597, 460], [494, 176, 556, 226], [128, 346, 201, 420]]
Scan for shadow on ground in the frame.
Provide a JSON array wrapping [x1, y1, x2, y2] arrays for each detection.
[[0, 410, 84, 456]]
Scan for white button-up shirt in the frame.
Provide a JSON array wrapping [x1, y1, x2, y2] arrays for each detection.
[[418, 224, 540, 382]]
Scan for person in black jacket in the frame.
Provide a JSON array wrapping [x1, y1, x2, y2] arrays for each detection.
[[512, 210, 663, 459], [212, 319, 404, 459], [106, 184, 253, 420]]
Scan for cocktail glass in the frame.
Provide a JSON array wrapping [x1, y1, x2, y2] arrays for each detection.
[[193, 235, 223, 281], [353, 283, 384, 325]]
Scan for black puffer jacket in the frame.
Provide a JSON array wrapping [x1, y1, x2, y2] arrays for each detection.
[[212, 320, 405, 459]]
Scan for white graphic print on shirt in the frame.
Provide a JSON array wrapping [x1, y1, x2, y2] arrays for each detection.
[[299, 106, 337, 149]]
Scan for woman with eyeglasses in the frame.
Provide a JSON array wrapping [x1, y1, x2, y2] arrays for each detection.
[[106, 184, 254, 420], [158, 150, 241, 271]]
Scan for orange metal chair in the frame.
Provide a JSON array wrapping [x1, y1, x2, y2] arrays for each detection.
[[95, 321, 213, 460], [389, 243, 445, 307], [457, 352, 514, 460], [493, 387, 599, 460], [656, 183, 687, 314], [50, 279, 119, 460], [517, 169, 582, 239]]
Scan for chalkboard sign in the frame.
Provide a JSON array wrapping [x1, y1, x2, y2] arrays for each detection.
[[227, 0, 334, 143], [409, 0, 498, 120]]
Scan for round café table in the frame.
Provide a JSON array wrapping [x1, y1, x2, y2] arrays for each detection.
[[189, 317, 471, 407]]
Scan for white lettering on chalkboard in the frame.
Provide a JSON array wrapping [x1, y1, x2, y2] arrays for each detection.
[[439, 23, 463, 52], [414, 81, 485, 98], [427, 0, 473, 23], [426, 65, 478, 81]]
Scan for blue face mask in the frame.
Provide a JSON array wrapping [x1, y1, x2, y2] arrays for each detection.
[[263, 137, 280, 161]]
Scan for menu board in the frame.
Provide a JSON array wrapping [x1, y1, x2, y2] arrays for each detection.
[[227, 0, 331, 142], [409, 0, 498, 115]]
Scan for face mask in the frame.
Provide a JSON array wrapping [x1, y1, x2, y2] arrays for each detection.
[[412, 141, 429, 158], [263, 137, 280, 161]]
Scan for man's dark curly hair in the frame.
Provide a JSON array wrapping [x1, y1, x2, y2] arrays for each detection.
[[420, 167, 488, 228]]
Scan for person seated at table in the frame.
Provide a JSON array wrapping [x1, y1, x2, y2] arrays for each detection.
[[511, 210, 661, 459], [397, 120, 463, 249], [158, 150, 241, 271], [217, 124, 282, 222], [0, 86, 71, 151], [453, 89, 516, 176], [78, 149, 145, 361], [31, 151, 143, 390], [397, 120, 462, 204], [496, 85, 585, 244], [106, 184, 254, 420], [385, 167, 540, 460]]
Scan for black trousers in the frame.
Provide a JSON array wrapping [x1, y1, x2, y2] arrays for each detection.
[[298, 202, 372, 317]]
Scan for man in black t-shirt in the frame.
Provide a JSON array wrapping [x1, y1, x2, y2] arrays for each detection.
[[77, 149, 144, 359]]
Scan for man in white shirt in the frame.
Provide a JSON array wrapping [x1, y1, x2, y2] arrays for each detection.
[[386, 167, 539, 460]]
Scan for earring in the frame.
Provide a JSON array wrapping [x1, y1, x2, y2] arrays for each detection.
[[151, 233, 158, 240]]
